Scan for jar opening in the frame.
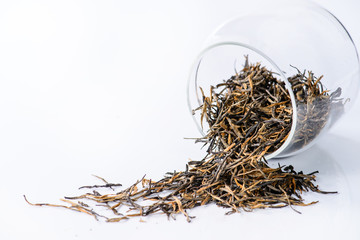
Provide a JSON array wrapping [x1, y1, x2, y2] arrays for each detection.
[[187, 42, 298, 159]]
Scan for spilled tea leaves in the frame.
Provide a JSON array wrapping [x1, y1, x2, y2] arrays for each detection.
[[25, 59, 342, 222]]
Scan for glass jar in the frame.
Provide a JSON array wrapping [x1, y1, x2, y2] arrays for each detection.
[[187, 0, 360, 159]]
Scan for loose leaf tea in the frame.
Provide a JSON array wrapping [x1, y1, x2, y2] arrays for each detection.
[[284, 67, 344, 153], [25, 59, 342, 222]]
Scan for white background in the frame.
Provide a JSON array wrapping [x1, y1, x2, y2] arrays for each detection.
[[0, 0, 359, 239]]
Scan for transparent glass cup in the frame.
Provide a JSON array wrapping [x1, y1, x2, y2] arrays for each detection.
[[187, 0, 360, 159]]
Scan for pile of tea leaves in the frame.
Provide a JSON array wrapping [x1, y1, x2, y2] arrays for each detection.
[[285, 67, 343, 153], [25, 59, 338, 222]]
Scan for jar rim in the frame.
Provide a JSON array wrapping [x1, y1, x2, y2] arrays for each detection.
[[186, 41, 298, 159]]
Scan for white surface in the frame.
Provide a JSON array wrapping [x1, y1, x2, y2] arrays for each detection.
[[0, 0, 359, 239]]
